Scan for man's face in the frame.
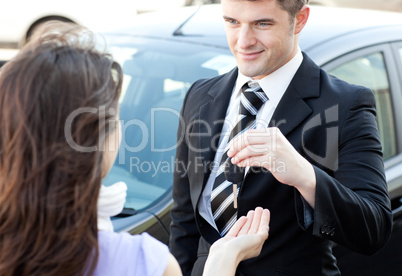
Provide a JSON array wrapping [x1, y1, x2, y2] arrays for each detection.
[[222, 0, 299, 79]]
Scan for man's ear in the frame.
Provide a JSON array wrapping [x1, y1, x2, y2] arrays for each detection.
[[294, 5, 310, 35]]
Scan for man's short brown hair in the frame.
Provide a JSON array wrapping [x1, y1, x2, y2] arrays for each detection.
[[243, 0, 309, 21]]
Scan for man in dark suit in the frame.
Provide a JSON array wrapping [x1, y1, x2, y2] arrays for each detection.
[[169, 0, 392, 275]]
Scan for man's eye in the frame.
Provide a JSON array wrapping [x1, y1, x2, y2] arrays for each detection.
[[257, 22, 270, 27], [225, 19, 238, 24]]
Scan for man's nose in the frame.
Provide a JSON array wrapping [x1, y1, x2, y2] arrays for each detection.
[[237, 25, 257, 49]]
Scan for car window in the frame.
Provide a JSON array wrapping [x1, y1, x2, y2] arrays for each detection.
[[328, 52, 397, 160], [399, 47, 402, 64], [102, 40, 236, 212]]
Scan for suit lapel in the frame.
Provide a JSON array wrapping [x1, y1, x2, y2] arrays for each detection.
[[270, 53, 321, 136], [242, 54, 321, 184], [190, 68, 238, 207]]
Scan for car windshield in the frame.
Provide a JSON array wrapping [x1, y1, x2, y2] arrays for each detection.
[[102, 35, 235, 212]]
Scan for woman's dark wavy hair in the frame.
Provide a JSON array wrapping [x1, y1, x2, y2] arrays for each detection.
[[0, 22, 123, 276]]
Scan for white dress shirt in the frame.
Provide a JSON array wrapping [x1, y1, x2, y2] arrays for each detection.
[[198, 49, 304, 230]]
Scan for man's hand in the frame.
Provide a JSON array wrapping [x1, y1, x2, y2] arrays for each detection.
[[227, 127, 316, 208]]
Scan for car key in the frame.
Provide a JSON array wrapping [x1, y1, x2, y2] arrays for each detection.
[[224, 157, 245, 209]]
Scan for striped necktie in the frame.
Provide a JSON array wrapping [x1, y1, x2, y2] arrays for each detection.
[[211, 82, 268, 236]]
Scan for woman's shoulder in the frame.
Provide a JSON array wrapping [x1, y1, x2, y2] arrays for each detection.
[[94, 231, 169, 276]]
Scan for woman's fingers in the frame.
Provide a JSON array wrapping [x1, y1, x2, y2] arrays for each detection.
[[229, 207, 270, 237], [247, 207, 263, 234], [238, 210, 255, 235], [226, 216, 247, 237], [258, 209, 270, 236]]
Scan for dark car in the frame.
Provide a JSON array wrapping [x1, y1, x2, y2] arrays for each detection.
[[102, 4, 402, 275]]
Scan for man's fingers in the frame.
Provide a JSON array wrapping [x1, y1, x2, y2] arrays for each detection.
[[231, 145, 266, 165], [228, 128, 281, 160], [228, 129, 267, 157]]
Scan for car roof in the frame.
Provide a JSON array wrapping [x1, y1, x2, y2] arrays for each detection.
[[300, 5, 402, 51], [107, 4, 402, 51]]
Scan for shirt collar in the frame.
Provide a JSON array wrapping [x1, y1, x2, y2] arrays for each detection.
[[234, 48, 303, 107]]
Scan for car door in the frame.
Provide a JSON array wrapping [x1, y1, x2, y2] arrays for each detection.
[[322, 43, 402, 275]]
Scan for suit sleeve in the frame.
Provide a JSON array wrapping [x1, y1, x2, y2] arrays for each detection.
[[169, 86, 200, 276], [298, 87, 392, 255]]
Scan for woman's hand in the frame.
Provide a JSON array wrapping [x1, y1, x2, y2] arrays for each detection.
[[203, 207, 270, 276]]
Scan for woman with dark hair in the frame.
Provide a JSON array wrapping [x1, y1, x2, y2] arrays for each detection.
[[0, 22, 269, 276]]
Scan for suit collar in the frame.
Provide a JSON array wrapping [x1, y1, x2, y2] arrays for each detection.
[[206, 67, 239, 100], [292, 53, 321, 99]]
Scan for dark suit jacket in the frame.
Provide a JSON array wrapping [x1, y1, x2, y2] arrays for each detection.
[[169, 53, 392, 276]]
